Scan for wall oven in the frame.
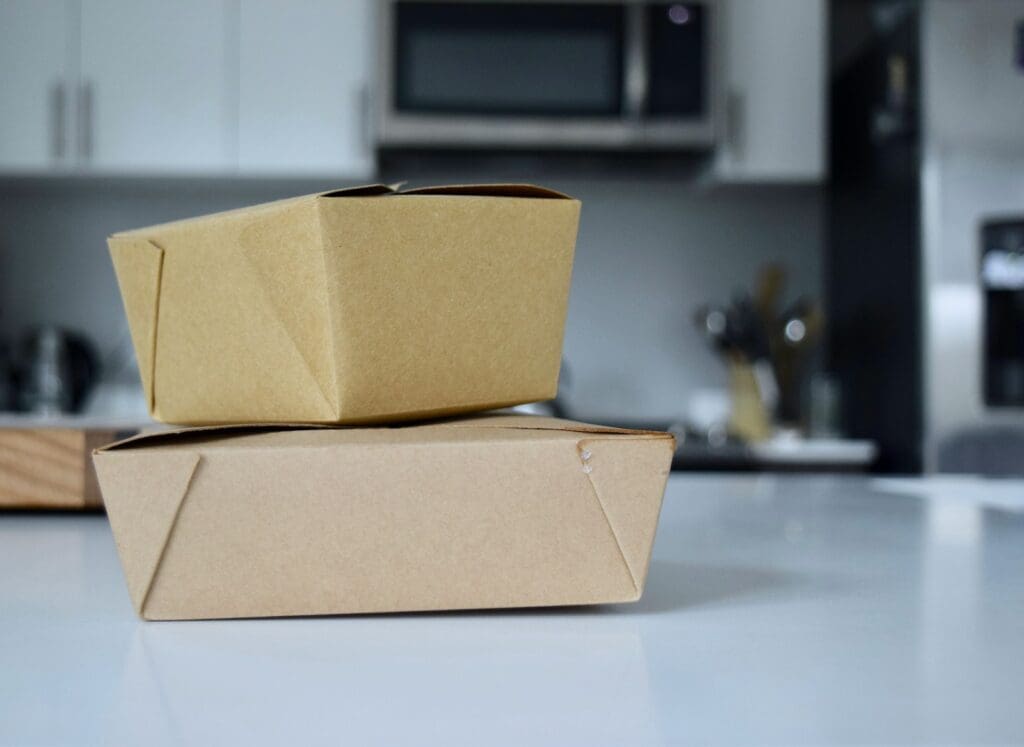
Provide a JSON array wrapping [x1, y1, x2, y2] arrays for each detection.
[[376, 0, 718, 150]]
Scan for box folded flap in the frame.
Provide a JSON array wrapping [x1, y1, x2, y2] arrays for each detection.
[[92, 450, 200, 615], [95, 416, 670, 452], [318, 184, 398, 198], [108, 183, 570, 239], [442, 413, 665, 436], [400, 184, 572, 199], [578, 437, 672, 591], [97, 423, 327, 451], [107, 236, 164, 413], [238, 202, 338, 416]]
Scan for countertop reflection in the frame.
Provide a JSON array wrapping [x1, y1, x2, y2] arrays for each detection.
[[2, 475, 1023, 745]]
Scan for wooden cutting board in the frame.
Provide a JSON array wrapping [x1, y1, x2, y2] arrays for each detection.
[[0, 428, 124, 509]]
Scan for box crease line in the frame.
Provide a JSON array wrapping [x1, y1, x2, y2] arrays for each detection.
[[148, 240, 166, 417], [574, 437, 640, 596], [240, 234, 336, 416], [137, 452, 202, 619], [314, 196, 344, 418]]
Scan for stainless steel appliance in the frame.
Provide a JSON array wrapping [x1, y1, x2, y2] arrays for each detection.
[[376, 0, 718, 150]]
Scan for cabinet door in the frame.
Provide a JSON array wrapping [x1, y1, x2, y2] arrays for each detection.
[[238, 0, 372, 177], [79, 0, 232, 173], [0, 0, 76, 172], [716, 0, 826, 182]]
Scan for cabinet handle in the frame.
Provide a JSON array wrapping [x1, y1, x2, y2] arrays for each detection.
[[77, 81, 93, 161], [50, 81, 67, 161]]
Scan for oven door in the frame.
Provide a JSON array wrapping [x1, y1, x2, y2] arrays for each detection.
[[378, 0, 714, 150]]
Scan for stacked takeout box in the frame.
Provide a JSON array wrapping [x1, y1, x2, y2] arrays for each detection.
[[93, 184, 674, 620]]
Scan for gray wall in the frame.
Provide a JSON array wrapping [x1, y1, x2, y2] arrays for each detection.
[[0, 175, 822, 421], [554, 177, 822, 420]]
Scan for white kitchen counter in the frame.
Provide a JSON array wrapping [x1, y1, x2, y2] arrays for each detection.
[[2, 475, 1023, 745]]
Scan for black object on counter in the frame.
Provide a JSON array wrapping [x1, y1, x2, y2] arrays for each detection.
[[11, 327, 99, 414]]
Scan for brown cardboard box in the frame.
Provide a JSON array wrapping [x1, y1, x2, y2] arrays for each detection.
[[108, 184, 580, 426], [93, 415, 674, 620]]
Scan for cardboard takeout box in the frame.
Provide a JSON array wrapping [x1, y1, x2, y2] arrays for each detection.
[[108, 184, 580, 425], [93, 415, 674, 620]]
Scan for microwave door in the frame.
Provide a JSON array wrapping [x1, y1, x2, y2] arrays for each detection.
[[380, 1, 629, 147]]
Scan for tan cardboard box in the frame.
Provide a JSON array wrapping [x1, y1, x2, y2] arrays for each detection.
[[93, 415, 674, 620], [108, 184, 580, 425]]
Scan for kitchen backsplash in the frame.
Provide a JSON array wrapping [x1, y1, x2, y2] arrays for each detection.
[[0, 175, 822, 421]]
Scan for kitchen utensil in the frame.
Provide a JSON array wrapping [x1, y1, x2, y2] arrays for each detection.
[[727, 293, 779, 413], [728, 356, 772, 442], [772, 298, 825, 425], [754, 263, 786, 322], [694, 304, 732, 353]]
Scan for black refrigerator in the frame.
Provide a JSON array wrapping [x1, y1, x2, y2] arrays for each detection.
[[826, 0, 923, 473]]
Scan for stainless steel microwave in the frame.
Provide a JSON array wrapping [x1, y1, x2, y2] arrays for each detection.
[[375, 0, 718, 150]]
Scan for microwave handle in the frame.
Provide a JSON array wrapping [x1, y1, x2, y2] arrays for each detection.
[[624, 3, 649, 119]]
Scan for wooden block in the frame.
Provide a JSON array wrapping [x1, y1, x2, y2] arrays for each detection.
[[0, 429, 122, 509]]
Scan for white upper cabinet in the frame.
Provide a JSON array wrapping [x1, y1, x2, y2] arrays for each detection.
[[78, 0, 233, 173], [0, 0, 77, 172], [238, 0, 373, 177], [715, 0, 827, 182]]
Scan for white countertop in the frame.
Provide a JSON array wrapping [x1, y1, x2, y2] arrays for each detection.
[[2, 475, 1023, 745]]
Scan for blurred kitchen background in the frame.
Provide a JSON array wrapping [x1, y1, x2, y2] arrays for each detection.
[[1, 0, 1022, 476]]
